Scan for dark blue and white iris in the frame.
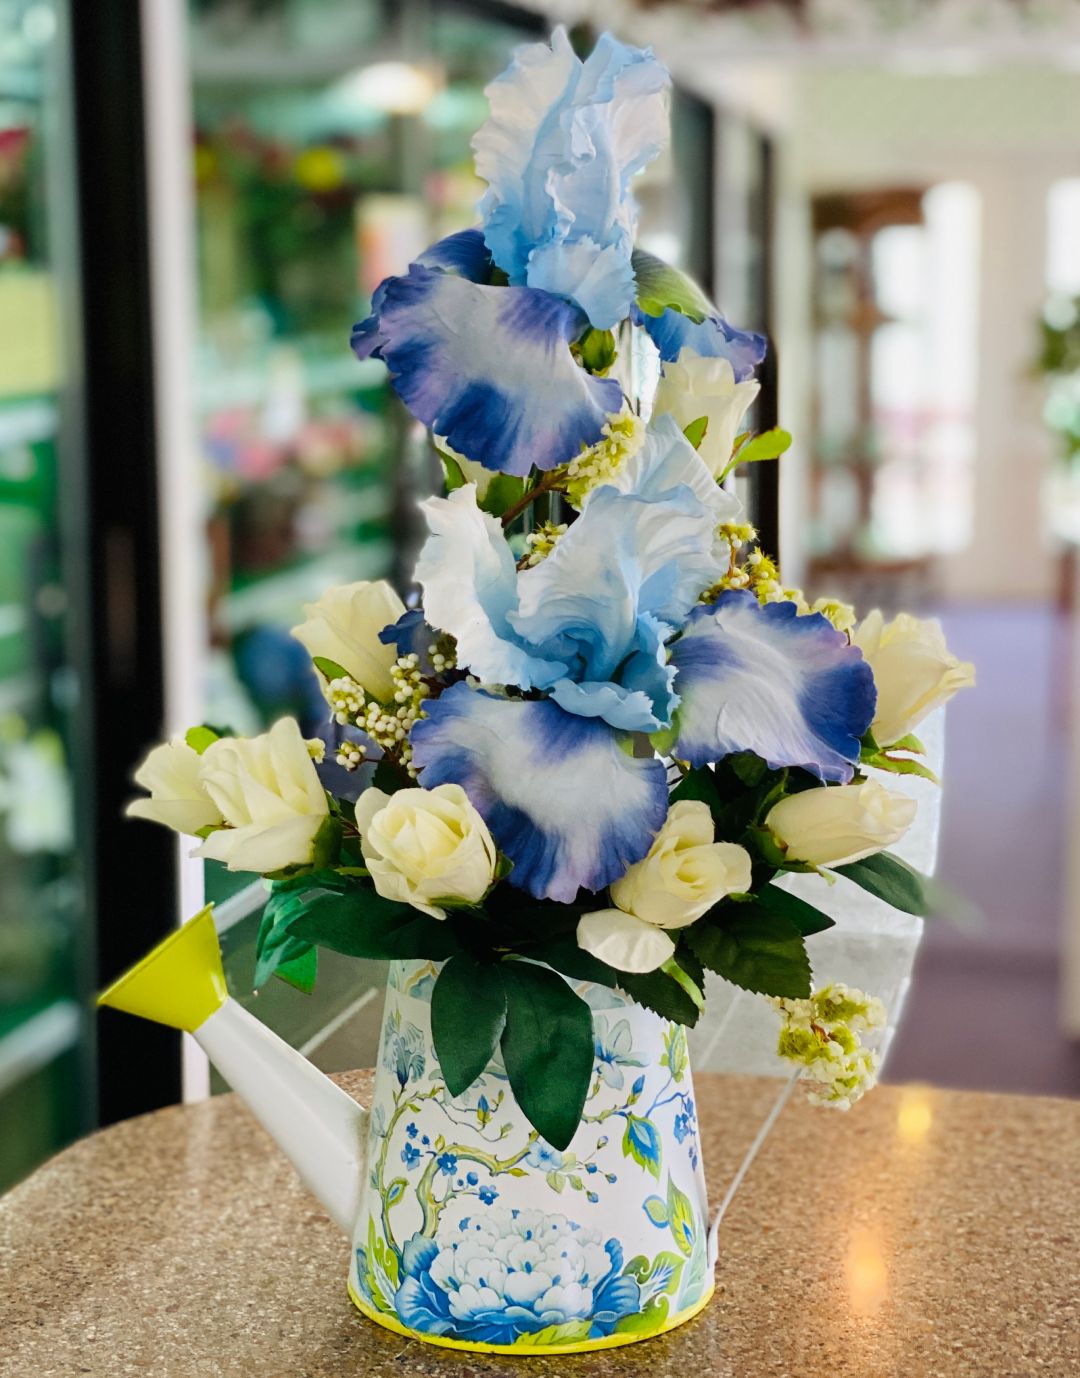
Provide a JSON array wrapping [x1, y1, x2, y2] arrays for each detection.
[[669, 592, 876, 782], [353, 263, 621, 477]]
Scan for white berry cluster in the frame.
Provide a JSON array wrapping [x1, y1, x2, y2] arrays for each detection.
[[427, 638, 456, 675], [327, 656, 430, 776], [562, 410, 645, 509], [522, 521, 568, 567], [772, 984, 886, 1110]]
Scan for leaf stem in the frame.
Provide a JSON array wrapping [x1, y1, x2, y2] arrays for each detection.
[[500, 470, 564, 528]]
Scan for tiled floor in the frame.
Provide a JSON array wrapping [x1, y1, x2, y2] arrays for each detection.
[[887, 601, 1080, 1097]]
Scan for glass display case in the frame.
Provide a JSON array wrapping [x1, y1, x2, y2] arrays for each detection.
[[0, 0, 93, 1189]]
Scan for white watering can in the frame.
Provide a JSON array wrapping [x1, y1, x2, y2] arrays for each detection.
[[99, 914, 715, 1355]]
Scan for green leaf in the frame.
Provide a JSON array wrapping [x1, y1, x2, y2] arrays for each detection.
[[514, 1321, 594, 1347], [718, 427, 792, 483], [622, 1114, 662, 1178], [255, 884, 317, 990], [613, 1296, 670, 1335], [577, 326, 617, 373], [833, 851, 932, 916], [666, 1176, 697, 1256], [478, 472, 527, 518], [863, 749, 940, 784], [499, 961, 594, 1151], [660, 956, 704, 1011], [729, 751, 769, 787], [642, 1196, 669, 1228], [687, 911, 811, 998], [439, 451, 467, 491], [631, 247, 712, 322], [371, 758, 410, 795], [754, 883, 835, 937], [430, 954, 507, 1097], [670, 765, 723, 810], [885, 732, 925, 754], [617, 967, 702, 1026], [185, 724, 222, 755], [734, 427, 793, 465], [273, 946, 318, 993], [682, 415, 708, 450], [288, 889, 464, 961], [531, 937, 621, 990], [312, 655, 350, 682]]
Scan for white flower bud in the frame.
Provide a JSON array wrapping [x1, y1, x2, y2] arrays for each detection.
[[765, 779, 917, 870], [578, 800, 753, 973], [853, 610, 975, 747], [291, 579, 405, 703], [651, 351, 760, 478]]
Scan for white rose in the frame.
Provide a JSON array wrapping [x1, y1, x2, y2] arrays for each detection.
[[578, 800, 753, 973], [853, 610, 975, 747], [356, 783, 497, 919], [765, 779, 917, 870], [195, 719, 329, 872], [126, 736, 223, 835], [291, 580, 405, 702], [651, 351, 760, 478]]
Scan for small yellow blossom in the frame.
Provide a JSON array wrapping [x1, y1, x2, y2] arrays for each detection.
[[522, 521, 568, 567], [562, 411, 645, 509], [771, 984, 886, 1109]]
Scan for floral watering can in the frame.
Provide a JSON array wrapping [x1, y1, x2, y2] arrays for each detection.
[[99, 908, 714, 1355]]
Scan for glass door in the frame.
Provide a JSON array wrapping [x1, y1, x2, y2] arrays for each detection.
[[0, 0, 92, 1189]]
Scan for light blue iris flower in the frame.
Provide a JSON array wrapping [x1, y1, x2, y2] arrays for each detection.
[[415, 414, 729, 734], [410, 417, 873, 900], [473, 27, 670, 329]]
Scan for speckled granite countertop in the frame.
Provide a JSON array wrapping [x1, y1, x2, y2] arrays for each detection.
[[1, 1072, 1077, 1377]]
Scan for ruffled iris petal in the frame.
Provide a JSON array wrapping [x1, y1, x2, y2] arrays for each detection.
[[637, 306, 768, 381], [353, 265, 621, 475], [411, 682, 667, 902], [415, 486, 565, 690], [670, 591, 876, 782], [473, 26, 670, 326]]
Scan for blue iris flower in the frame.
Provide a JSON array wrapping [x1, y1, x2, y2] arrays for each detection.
[[472, 27, 669, 331]]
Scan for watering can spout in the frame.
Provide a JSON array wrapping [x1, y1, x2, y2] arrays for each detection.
[[98, 907, 369, 1236]]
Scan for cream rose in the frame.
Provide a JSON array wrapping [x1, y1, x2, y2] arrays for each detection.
[[126, 737, 223, 835], [291, 580, 405, 702], [195, 719, 329, 873], [651, 351, 760, 478], [356, 783, 497, 919], [577, 800, 753, 973], [765, 779, 917, 870], [853, 610, 975, 747]]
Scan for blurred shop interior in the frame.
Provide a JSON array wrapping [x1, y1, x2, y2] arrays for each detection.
[[3, 0, 1080, 1189]]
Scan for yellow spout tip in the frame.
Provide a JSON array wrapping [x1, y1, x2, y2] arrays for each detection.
[[97, 905, 228, 1033]]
